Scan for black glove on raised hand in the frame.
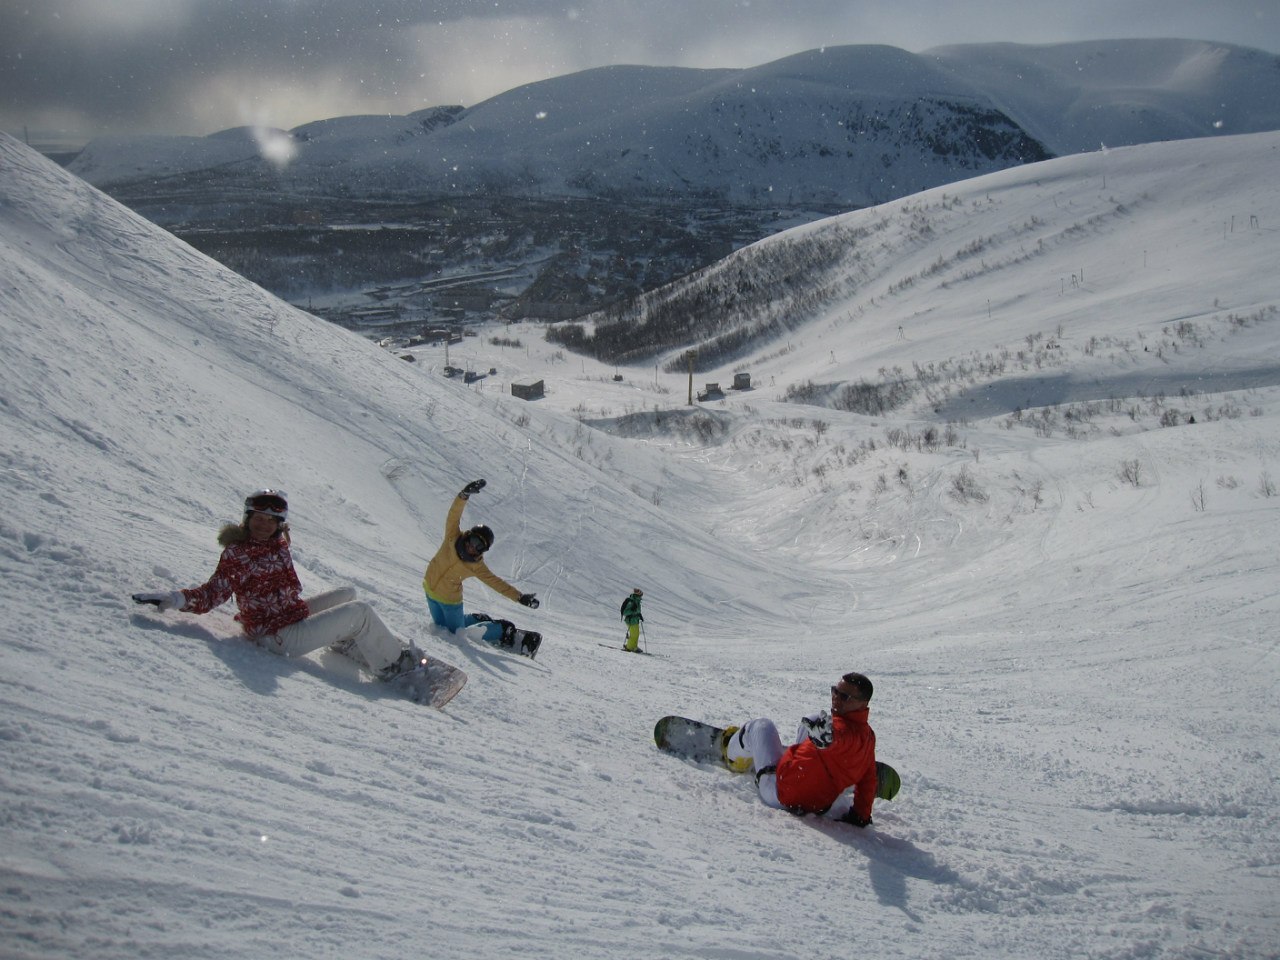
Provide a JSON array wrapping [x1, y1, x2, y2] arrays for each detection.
[[518, 593, 540, 609], [460, 479, 486, 499]]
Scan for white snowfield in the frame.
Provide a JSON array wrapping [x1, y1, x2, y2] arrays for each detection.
[[2, 129, 1278, 959]]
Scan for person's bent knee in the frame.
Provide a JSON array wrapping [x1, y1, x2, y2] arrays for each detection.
[[756, 771, 784, 809]]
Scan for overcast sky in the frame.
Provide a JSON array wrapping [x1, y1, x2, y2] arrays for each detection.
[[3, 0, 1278, 148]]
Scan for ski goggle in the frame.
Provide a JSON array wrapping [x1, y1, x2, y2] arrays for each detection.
[[464, 533, 488, 555], [244, 490, 288, 518]]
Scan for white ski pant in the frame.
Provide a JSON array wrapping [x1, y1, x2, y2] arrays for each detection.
[[726, 718, 787, 809], [261, 587, 402, 672]]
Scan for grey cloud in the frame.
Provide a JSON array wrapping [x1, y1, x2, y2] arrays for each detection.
[[3, 0, 1277, 143]]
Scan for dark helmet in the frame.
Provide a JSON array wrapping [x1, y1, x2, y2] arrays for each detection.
[[244, 488, 288, 521], [457, 524, 495, 561]]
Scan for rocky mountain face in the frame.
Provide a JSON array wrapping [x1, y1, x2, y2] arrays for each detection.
[[65, 40, 1280, 335]]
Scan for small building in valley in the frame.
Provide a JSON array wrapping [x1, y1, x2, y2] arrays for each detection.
[[511, 378, 545, 401]]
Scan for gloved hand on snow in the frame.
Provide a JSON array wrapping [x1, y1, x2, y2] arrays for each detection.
[[840, 811, 872, 828], [132, 591, 186, 612], [518, 593, 540, 609], [459, 479, 486, 499]]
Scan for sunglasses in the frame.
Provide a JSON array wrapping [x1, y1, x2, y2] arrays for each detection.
[[831, 685, 862, 702]]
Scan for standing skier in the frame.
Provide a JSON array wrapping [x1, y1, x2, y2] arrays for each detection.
[[723, 672, 879, 826], [133, 489, 426, 682], [422, 479, 540, 650], [620, 587, 644, 652]]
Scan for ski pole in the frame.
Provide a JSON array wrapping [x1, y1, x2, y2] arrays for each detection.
[[640, 620, 649, 654]]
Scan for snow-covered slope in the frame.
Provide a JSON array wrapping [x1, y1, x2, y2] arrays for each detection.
[[3, 132, 1278, 959], [603, 130, 1280, 397]]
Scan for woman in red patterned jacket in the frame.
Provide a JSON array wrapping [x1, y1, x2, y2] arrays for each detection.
[[134, 489, 423, 682], [724, 672, 879, 827]]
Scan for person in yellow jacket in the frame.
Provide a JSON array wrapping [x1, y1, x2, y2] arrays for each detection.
[[423, 479, 539, 647]]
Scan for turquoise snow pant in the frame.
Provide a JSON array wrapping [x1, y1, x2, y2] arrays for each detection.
[[426, 596, 503, 643]]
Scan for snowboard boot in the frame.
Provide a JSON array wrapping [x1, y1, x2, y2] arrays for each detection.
[[518, 631, 542, 659], [720, 725, 754, 774], [497, 620, 518, 649], [486, 620, 537, 658], [377, 647, 428, 683]]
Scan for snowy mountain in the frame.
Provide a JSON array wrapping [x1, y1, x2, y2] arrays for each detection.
[[3, 125, 1279, 960], [68, 40, 1280, 209], [927, 39, 1280, 155], [58, 38, 1280, 334]]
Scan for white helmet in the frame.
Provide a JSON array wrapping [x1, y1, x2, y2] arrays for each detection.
[[244, 489, 288, 521]]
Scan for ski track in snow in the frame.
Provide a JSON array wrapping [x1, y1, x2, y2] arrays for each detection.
[[2, 131, 1280, 958]]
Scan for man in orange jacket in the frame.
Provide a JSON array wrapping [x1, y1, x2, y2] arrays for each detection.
[[725, 672, 878, 826]]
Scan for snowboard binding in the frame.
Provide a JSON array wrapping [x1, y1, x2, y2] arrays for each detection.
[[487, 618, 542, 659]]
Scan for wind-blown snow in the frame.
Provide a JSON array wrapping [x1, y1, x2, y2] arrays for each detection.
[[2, 129, 1278, 958]]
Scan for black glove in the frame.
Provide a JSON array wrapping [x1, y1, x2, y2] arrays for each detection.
[[840, 811, 872, 828], [519, 593, 539, 609], [460, 479, 486, 499]]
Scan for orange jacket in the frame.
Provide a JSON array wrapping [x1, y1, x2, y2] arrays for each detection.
[[777, 707, 877, 819], [422, 495, 521, 605]]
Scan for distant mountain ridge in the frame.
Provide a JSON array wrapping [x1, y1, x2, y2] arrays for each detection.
[[69, 39, 1280, 209], [59, 38, 1280, 332]]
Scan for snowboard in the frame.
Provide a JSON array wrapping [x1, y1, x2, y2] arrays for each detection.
[[598, 643, 656, 656], [654, 716, 734, 766], [654, 715, 901, 801], [329, 638, 467, 709], [466, 615, 542, 659]]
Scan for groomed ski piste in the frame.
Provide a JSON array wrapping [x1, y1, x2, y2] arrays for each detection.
[[2, 129, 1277, 959]]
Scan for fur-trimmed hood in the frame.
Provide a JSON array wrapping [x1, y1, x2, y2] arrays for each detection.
[[218, 522, 290, 548]]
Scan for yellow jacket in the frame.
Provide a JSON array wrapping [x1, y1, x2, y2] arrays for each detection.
[[423, 495, 522, 605]]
